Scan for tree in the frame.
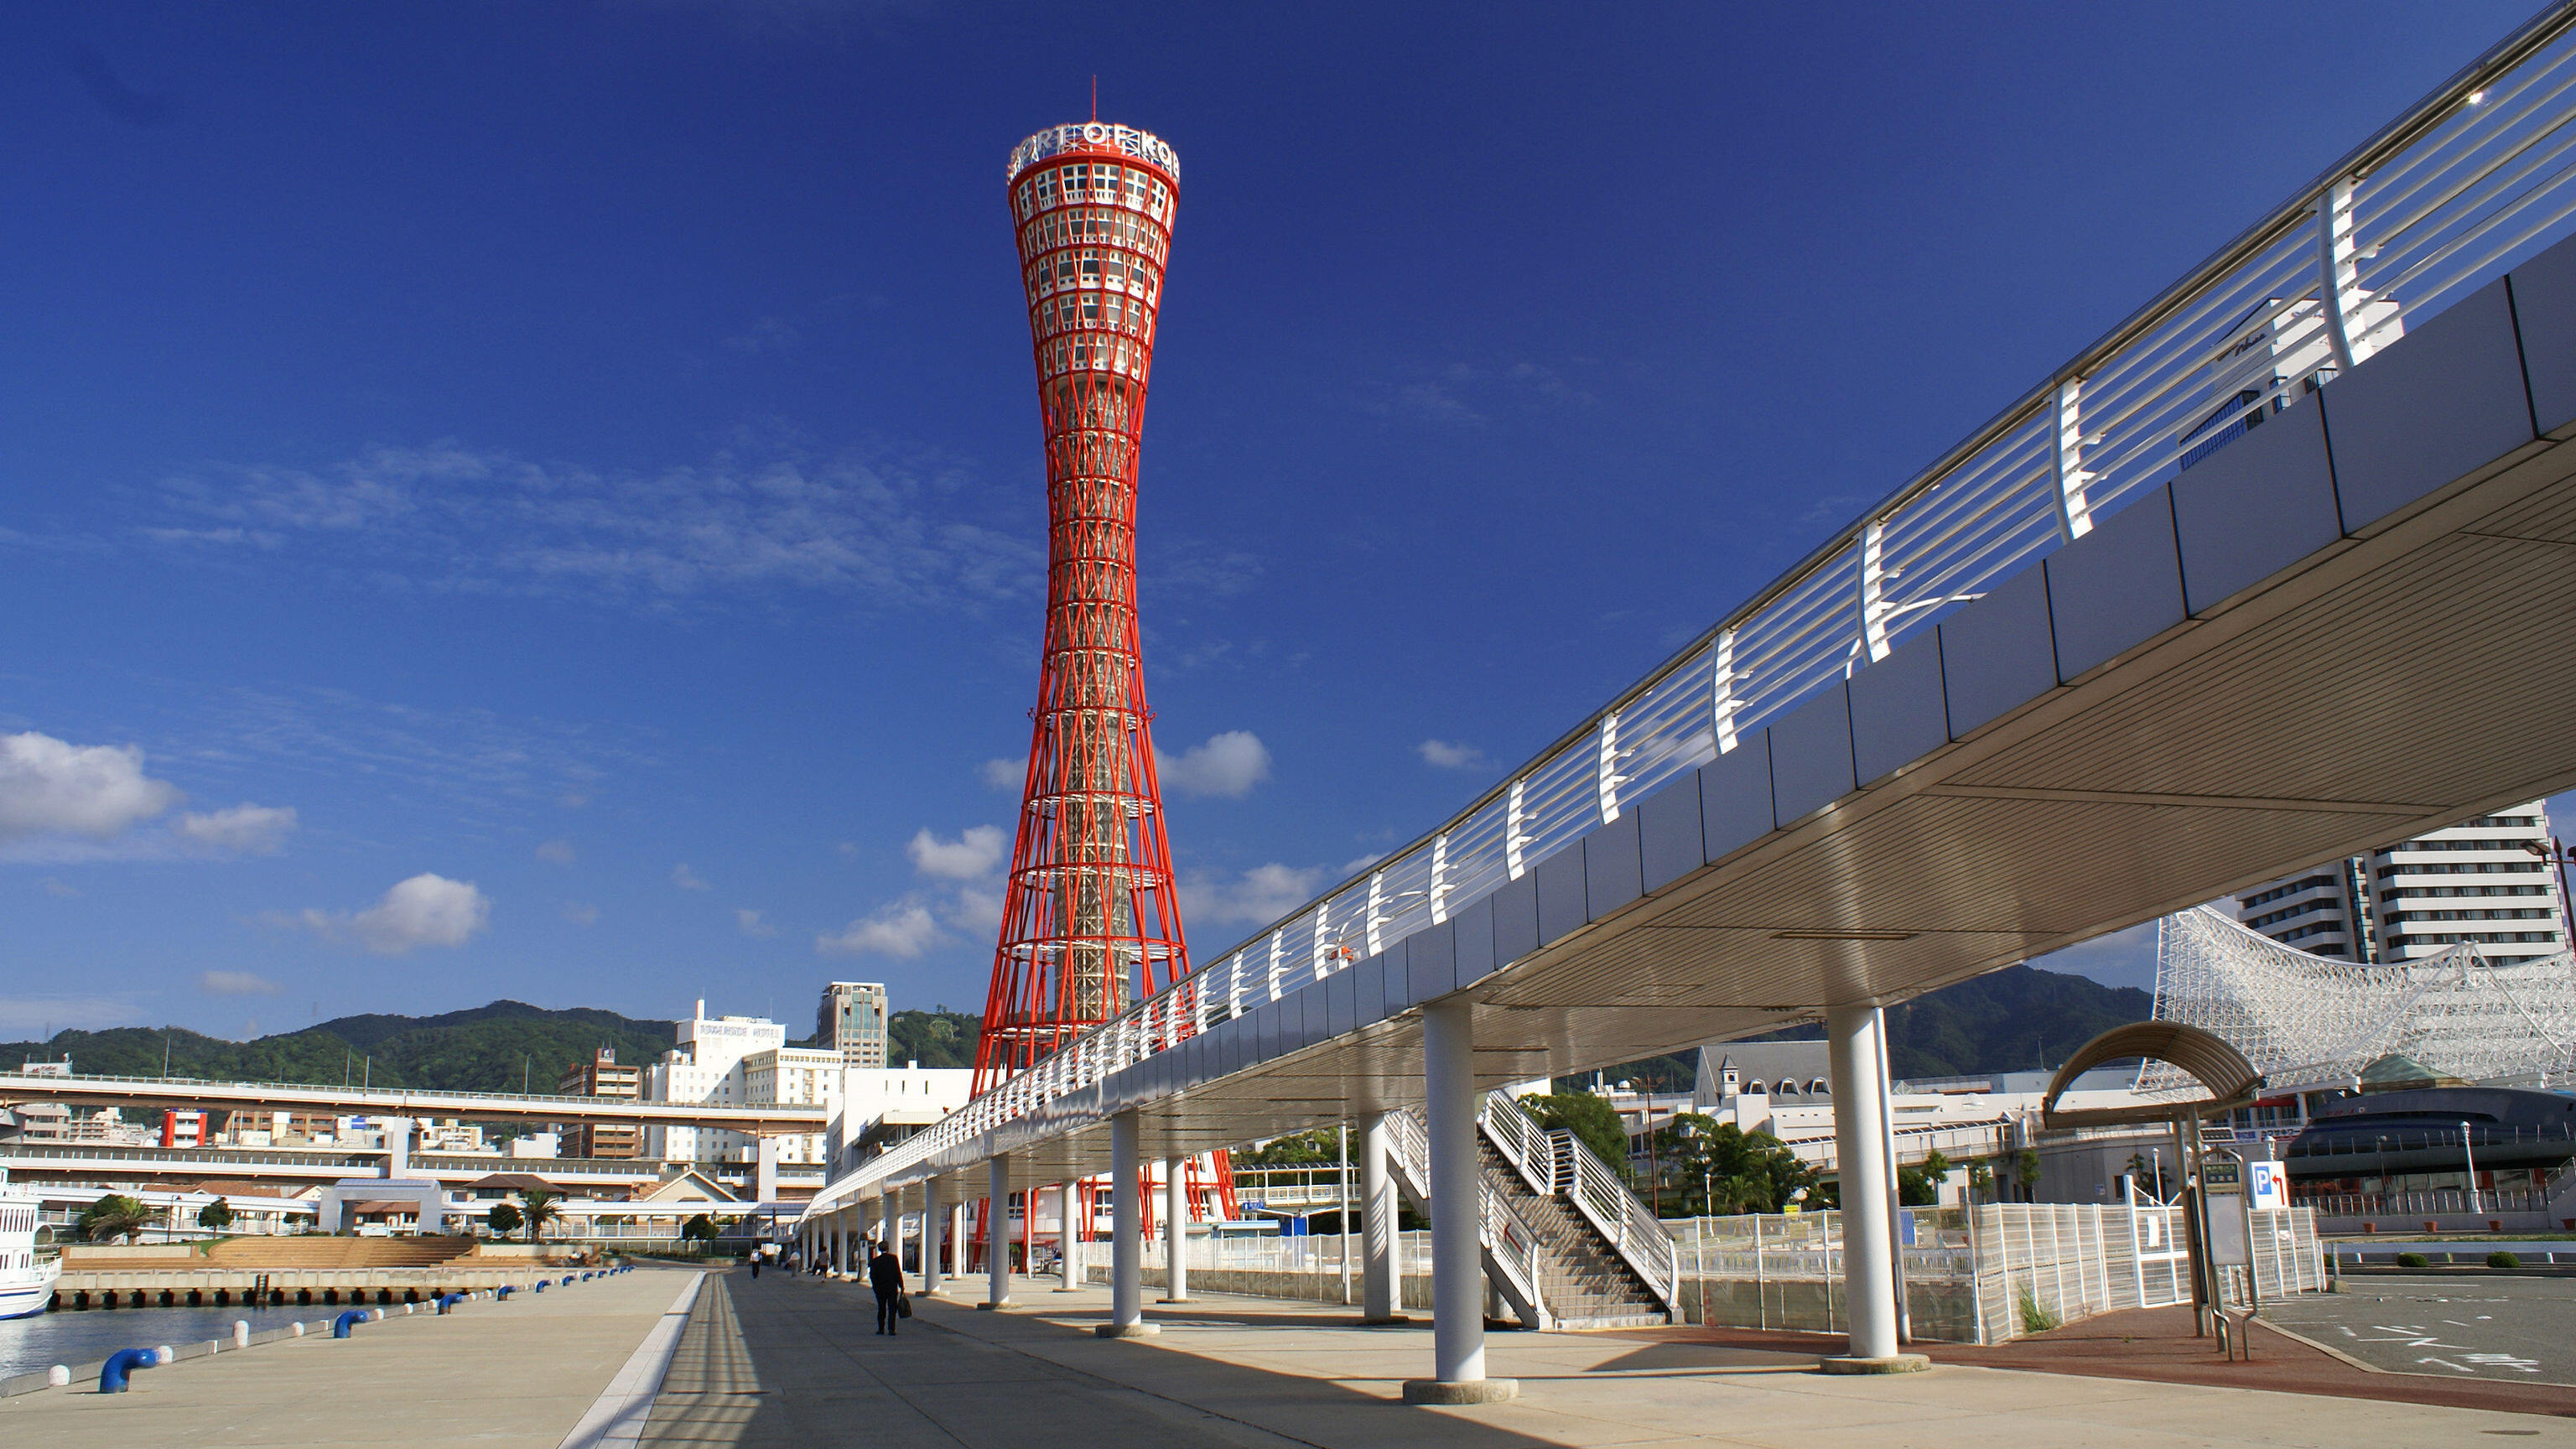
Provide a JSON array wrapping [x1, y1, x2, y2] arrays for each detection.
[[2013, 1149, 2043, 1201], [487, 1201, 524, 1239], [80, 1194, 153, 1243], [1647, 1113, 1816, 1216], [1966, 1160, 1996, 1202], [1524, 1093, 1632, 1177], [1896, 1149, 1953, 1208], [683, 1213, 719, 1244], [518, 1187, 559, 1241], [196, 1197, 236, 1232], [1237, 1129, 1339, 1167]]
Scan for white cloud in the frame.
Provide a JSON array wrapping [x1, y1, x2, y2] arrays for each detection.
[[945, 883, 1005, 935], [980, 757, 1023, 792], [561, 900, 600, 927], [817, 900, 943, 958], [1157, 730, 1271, 799], [199, 970, 279, 996], [672, 863, 710, 891], [143, 441, 1045, 613], [40, 877, 79, 899], [836, 841, 860, 860], [735, 907, 780, 938], [535, 838, 577, 865], [175, 803, 299, 855], [1416, 739, 1488, 771], [0, 731, 183, 842], [906, 825, 1005, 880], [286, 872, 491, 954], [1182, 862, 1327, 927]]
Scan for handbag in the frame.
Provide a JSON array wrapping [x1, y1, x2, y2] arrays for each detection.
[[896, 1291, 913, 1319]]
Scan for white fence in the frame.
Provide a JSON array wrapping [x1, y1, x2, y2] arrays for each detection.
[[1665, 1202, 2323, 1343]]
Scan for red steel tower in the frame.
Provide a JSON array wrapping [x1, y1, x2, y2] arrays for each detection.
[[975, 122, 1190, 1092]]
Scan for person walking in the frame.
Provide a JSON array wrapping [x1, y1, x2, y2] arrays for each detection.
[[869, 1237, 905, 1336]]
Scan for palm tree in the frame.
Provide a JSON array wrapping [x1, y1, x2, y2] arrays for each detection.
[[518, 1188, 559, 1243], [80, 1195, 153, 1243]]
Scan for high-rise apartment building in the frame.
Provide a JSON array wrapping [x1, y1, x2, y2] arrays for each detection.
[[644, 1002, 838, 1166], [817, 981, 889, 1067], [2230, 801, 2566, 965], [557, 1046, 643, 1159]]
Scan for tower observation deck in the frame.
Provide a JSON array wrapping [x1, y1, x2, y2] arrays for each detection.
[[976, 123, 1189, 1092]]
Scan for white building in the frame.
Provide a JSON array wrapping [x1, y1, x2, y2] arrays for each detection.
[[647, 1002, 791, 1165], [816, 981, 890, 1068], [2229, 802, 2564, 966], [831, 1063, 973, 1170]]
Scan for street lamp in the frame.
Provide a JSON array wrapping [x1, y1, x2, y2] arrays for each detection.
[[2461, 1119, 2482, 1215]]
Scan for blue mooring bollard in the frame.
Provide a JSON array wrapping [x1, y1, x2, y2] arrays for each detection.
[[99, 1348, 158, 1394], [333, 1310, 367, 1339], [439, 1293, 465, 1313], [532, 1282, 545, 1293], [496, 1285, 513, 1299]]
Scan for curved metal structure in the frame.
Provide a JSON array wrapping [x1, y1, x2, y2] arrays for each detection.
[[2144, 906, 2576, 1093], [976, 124, 1190, 1090], [2039, 1021, 2262, 1129]]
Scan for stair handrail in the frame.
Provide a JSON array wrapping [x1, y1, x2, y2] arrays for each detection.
[[1478, 1089, 1560, 1197], [1478, 1176, 1549, 1325], [1386, 1104, 1549, 1327], [1552, 1128, 1679, 1309]]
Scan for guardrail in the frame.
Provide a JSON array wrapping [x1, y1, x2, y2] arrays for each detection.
[[812, 3, 2576, 1213], [0, 1072, 826, 1124]]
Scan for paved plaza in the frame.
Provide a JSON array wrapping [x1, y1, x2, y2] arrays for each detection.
[[641, 1271, 2574, 1448], [0, 1265, 693, 1449], [2264, 1275, 2576, 1386], [2, 1263, 2566, 1446]]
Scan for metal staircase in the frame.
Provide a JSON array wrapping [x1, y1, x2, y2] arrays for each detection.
[[1385, 1090, 1676, 1330]]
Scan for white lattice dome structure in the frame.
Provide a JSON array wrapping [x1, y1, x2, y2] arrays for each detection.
[[2140, 906, 2576, 1096]]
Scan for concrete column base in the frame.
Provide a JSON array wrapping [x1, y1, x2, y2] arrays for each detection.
[[975, 1300, 1011, 1311], [1402, 1379, 1519, 1405], [1155, 1297, 1192, 1305], [1054, 1280, 1083, 1292], [1360, 1313, 1413, 1326], [1819, 1353, 1931, 1375], [1093, 1322, 1162, 1338]]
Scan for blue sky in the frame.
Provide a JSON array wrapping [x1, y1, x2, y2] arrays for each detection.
[[1, 1, 2558, 1042]]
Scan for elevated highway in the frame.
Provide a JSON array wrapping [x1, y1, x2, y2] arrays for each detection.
[[0, 1072, 828, 1135]]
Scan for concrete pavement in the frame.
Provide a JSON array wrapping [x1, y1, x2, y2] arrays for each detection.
[[0, 1264, 693, 1448], [650, 1272, 2576, 1447]]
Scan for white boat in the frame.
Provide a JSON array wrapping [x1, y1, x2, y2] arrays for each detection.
[[0, 1171, 60, 1319]]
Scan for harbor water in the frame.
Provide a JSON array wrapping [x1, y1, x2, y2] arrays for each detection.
[[0, 1301, 318, 1381]]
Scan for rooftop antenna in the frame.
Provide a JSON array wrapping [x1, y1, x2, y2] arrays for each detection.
[[1090, 75, 1098, 123]]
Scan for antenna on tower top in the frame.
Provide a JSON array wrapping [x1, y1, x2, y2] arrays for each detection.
[[1090, 75, 1098, 122]]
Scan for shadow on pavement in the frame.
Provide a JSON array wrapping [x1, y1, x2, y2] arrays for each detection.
[[641, 1270, 1581, 1449]]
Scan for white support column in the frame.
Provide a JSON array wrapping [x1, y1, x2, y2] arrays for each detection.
[[1823, 1005, 1924, 1373], [1404, 998, 1514, 1405], [1098, 1112, 1157, 1337], [1161, 1156, 1191, 1303], [922, 1178, 943, 1296], [1054, 1182, 1082, 1292], [834, 1211, 848, 1278], [1362, 1110, 1403, 1323], [982, 1155, 1012, 1309], [949, 1202, 967, 1285]]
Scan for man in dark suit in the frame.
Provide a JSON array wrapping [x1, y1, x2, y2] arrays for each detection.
[[869, 1238, 906, 1335]]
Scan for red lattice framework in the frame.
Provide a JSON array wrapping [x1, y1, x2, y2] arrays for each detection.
[[975, 127, 1194, 1093]]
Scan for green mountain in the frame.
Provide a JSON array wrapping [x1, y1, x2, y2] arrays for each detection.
[[2, 1000, 676, 1095], [1562, 965, 2156, 1093], [3, 964, 2142, 1104]]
